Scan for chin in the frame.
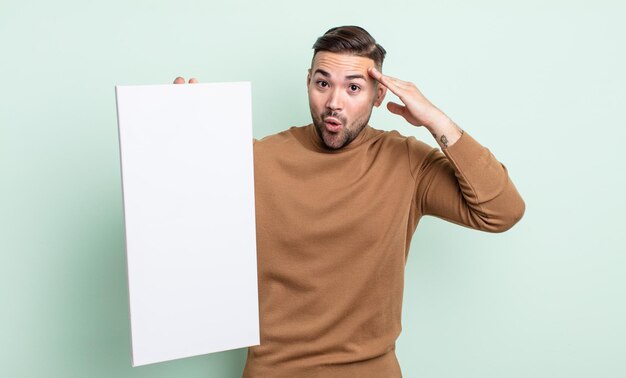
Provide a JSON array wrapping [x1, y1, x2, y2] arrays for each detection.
[[321, 130, 349, 150]]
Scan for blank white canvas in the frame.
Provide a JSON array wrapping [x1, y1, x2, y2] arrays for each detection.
[[115, 82, 259, 367]]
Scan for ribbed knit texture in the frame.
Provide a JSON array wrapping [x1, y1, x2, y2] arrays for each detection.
[[243, 124, 525, 377]]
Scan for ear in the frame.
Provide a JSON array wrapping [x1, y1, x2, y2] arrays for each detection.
[[307, 69, 311, 86], [373, 83, 387, 107]]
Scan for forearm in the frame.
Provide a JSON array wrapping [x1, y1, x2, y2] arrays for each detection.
[[424, 112, 464, 149], [416, 132, 525, 233]]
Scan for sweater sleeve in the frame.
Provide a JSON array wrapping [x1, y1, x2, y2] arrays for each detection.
[[410, 132, 525, 233]]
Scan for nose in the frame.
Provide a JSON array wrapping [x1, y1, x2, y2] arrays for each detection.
[[325, 87, 343, 111]]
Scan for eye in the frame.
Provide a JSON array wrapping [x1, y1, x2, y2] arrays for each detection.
[[316, 80, 329, 88], [349, 84, 361, 92]]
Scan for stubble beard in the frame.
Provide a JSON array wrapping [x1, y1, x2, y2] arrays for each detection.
[[311, 109, 373, 150]]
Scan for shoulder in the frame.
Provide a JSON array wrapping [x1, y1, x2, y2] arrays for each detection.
[[254, 126, 305, 148], [253, 125, 313, 162], [368, 127, 440, 176], [370, 126, 436, 156]]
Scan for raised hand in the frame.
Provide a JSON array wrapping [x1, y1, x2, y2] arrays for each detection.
[[367, 67, 462, 148]]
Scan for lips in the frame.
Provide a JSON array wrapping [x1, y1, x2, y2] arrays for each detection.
[[324, 117, 343, 133]]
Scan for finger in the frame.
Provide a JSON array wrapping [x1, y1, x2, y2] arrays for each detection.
[[188, 77, 199, 84], [371, 68, 415, 91], [368, 67, 403, 96], [367, 67, 391, 87], [387, 101, 407, 116], [173, 77, 185, 84], [381, 73, 407, 86]]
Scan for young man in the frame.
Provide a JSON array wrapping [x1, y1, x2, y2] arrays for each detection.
[[176, 25, 524, 377]]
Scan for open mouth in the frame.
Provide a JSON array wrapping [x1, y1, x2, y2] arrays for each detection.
[[324, 117, 343, 133]]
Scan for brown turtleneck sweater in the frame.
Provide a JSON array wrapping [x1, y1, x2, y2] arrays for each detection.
[[243, 124, 525, 377]]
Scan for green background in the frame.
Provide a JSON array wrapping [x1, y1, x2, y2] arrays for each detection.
[[2, 0, 624, 377]]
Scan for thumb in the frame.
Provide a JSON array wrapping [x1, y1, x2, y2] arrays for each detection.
[[387, 101, 406, 116]]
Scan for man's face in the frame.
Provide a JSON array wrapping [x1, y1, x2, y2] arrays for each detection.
[[307, 51, 386, 150]]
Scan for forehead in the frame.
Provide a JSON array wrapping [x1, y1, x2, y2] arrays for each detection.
[[311, 51, 375, 76]]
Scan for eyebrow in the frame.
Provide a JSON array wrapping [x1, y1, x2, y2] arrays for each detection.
[[314, 69, 367, 81]]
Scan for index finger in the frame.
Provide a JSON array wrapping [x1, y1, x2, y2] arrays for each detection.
[[367, 67, 403, 94]]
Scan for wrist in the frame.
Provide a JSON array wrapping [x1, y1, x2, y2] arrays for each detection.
[[425, 113, 455, 134], [426, 115, 463, 149]]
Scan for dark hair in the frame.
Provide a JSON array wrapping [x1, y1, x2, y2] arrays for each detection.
[[312, 25, 386, 69]]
